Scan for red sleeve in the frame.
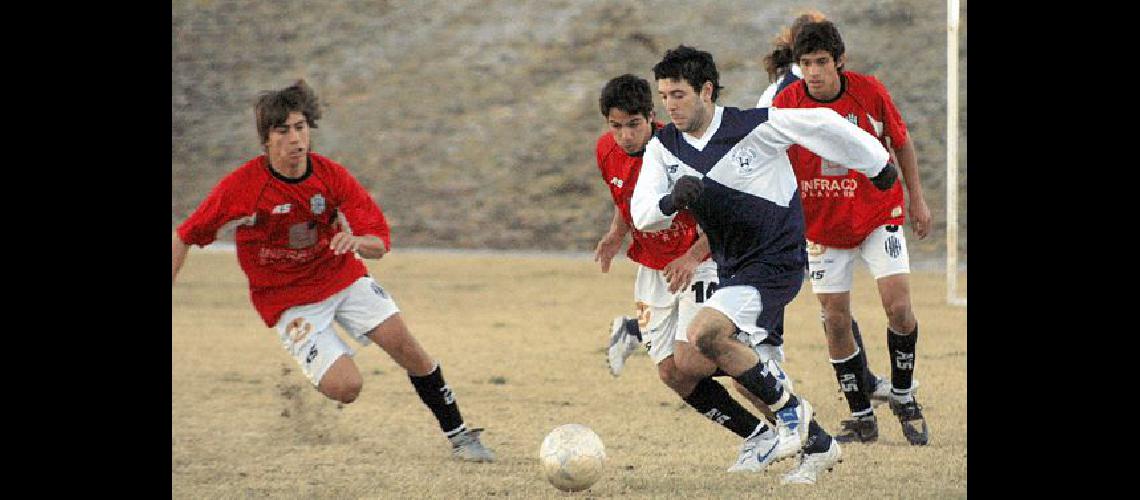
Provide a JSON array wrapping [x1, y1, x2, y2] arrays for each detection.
[[596, 133, 611, 177], [771, 82, 799, 108], [328, 160, 391, 250], [176, 168, 252, 247], [868, 76, 909, 150]]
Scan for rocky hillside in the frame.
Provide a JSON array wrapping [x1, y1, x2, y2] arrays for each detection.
[[172, 0, 966, 260]]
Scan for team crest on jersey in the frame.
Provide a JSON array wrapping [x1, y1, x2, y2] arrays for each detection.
[[310, 194, 326, 215], [733, 148, 758, 175], [891, 206, 902, 218]]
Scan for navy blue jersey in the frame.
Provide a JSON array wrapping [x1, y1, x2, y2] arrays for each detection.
[[631, 106, 890, 289]]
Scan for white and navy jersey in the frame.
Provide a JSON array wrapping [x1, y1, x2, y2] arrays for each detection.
[[755, 64, 802, 108], [630, 105, 890, 288]]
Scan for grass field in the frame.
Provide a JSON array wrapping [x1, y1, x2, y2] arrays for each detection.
[[172, 250, 967, 498]]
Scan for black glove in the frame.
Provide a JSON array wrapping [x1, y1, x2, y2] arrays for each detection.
[[869, 163, 898, 191], [670, 175, 704, 210]]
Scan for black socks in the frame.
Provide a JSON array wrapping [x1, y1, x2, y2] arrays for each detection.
[[409, 363, 465, 437]]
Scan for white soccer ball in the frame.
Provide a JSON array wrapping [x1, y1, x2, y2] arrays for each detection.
[[538, 423, 607, 492]]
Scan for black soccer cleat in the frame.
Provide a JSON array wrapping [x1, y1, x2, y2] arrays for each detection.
[[889, 398, 930, 446], [834, 414, 878, 444]]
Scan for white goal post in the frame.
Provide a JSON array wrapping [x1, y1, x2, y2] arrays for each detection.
[[946, 0, 966, 307]]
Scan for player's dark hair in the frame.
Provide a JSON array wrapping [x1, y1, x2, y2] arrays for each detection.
[[763, 10, 827, 82], [652, 45, 723, 102], [599, 74, 654, 120], [793, 21, 846, 71], [255, 79, 322, 145]]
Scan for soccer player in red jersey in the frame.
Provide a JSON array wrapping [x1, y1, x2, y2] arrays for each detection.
[[172, 80, 494, 462], [593, 74, 800, 470], [759, 9, 901, 419], [773, 21, 931, 445]]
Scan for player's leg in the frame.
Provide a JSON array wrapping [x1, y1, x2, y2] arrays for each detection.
[[337, 276, 494, 461], [867, 225, 928, 445], [640, 273, 769, 452], [316, 355, 364, 404], [673, 261, 775, 421], [275, 294, 364, 404], [809, 243, 878, 443], [689, 284, 836, 475]]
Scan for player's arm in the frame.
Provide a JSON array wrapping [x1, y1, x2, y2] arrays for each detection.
[[663, 229, 710, 294], [172, 231, 190, 285], [331, 168, 392, 259], [330, 231, 388, 259], [594, 206, 629, 273], [767, 107, 894, 190], [893, 139, 931, 239], [631, 140, 697, 231], [174, 175, 248, 285]]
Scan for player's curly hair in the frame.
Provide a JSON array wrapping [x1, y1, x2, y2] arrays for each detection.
[[652, 45, 723, 103], [255, 79, 322, 146], [793, 21, 846, 72], [599, 74, 654, 120], [762, 9, 827, 82]]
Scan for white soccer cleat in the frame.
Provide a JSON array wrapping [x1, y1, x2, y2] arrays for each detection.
[[606, 316, 639, 377], [450, 427, 496, 463], [727, 424, 780, 473], [870, 376, 919, 407], [772, 397, 813, 462], [781, 438, 842, 485]]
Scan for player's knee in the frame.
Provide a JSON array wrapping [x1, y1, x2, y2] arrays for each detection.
[[321, 376, 363, 404], [694, 329, 722, 359], [656, 362, 680, 386], [884, 300, 912, 325]]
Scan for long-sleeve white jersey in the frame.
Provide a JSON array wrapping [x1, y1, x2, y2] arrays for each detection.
[[630, 105, 889, 287]]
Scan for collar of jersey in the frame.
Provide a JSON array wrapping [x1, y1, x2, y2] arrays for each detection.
[[805, 72, 847, 104], [681, 105, 724, 152], [266, 154, 313, 184]]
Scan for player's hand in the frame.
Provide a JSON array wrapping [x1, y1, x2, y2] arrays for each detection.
[[594, 233, 624, 273], [664, 253, 698, 294], [330, 232, 362, 255], [910, 197, 932, 240], [670, 176, 704, 210], [869, 164, 898, 191]]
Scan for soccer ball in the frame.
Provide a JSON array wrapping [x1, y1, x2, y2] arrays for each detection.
[[538, 423, 607, 492]]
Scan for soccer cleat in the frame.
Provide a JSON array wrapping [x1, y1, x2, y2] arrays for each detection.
[[781, 438, 842, 485], [869, 376, 919, 407], [727, 424, 780, 473], [834, 414, 879, 443], [771, 397, 814, 462], [450, 427, 496, 462], [889, 396, 930, 446], [606, 316, 639, 377]]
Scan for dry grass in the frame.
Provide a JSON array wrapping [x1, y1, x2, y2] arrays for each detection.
[[172, 250, 966, 498]]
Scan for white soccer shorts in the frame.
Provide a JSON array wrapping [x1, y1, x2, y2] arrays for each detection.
[[634, 260, 718, 364], [701, 284, 798, 364], [273, 276, 400, 386], [807, 224, 911, 294]]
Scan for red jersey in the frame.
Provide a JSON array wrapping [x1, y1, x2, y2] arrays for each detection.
[[177, 153, 391, 327], [774, 71, 908, 248], [595, 126, 703, 270]]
